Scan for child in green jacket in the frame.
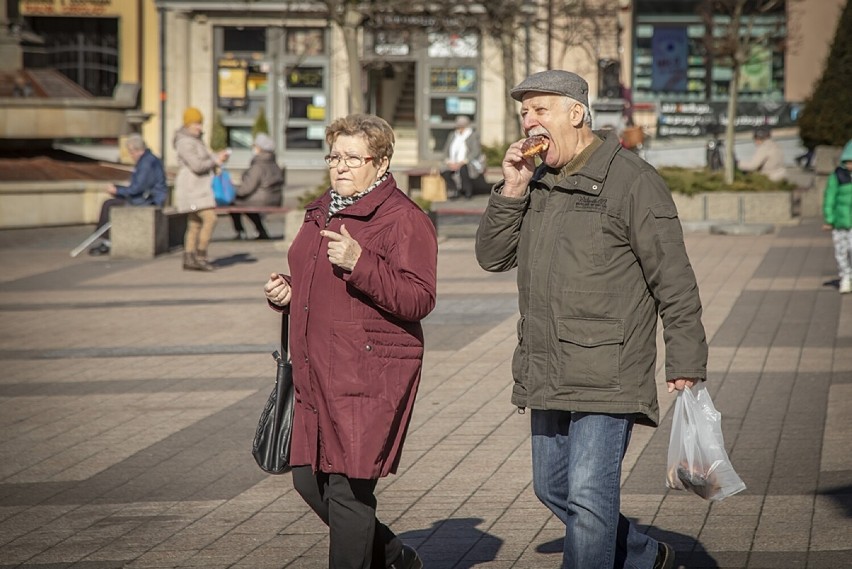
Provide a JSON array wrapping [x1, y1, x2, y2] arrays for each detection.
[[823, 140, 852, 293]]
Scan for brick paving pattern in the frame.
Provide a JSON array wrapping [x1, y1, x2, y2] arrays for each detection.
[[0, 217, 850, 568]]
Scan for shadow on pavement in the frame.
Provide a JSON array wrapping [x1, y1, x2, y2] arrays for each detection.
[[535, 525, 718, 569], [211, 252, 258, 267], [397, 517, 503, 568], [820, 484, 852, 518]]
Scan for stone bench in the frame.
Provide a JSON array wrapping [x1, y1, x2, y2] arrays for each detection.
[[109, 206, 186, 259], [109, 205, 294, 259]]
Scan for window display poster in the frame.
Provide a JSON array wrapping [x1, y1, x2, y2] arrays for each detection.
[[446, 97, 476, 116], [656, 101, 799, 138], [739, 45, 772, 92], [430, 67, 477, 92], [218, 66, 247, 108], [651, 27, 688, 92], [427, 33, 478, 58]]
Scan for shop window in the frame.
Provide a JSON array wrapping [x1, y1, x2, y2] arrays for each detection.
[[227, 127, 254, 150], [223, 27, 266, 53], [286, 66, 325, 89], [429, 97, 477, 123], [289, 96, 326, 121], [286, 29, 325, 56], [286, 127, 324, 150], [429, 67, 477, 93], [22, 17, 118, 97], [634, 15, 785, 102]]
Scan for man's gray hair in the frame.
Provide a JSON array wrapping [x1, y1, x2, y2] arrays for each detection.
[[125, 134, 147, 152], [563, 97, 593, 128]]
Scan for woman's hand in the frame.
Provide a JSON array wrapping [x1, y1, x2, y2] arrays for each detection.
[[264, 273, 291, 306], [320, 224, 361, 272]]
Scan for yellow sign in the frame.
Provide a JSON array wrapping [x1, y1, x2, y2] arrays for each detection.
[[218, 68, 247, 100], [20, 0, 117, 16], [306, 105, 325, 121]]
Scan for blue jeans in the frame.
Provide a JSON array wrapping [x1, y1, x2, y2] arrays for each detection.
[[531, 410, 659, 569]]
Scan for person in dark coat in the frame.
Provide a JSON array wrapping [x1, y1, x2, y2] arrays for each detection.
[[476, 70, 707, 569], [230, 133, 284, 240], [263, 114, 436, 569], [88, 134, 168, 255]]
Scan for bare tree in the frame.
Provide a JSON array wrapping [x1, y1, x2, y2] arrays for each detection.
[[550, 0, 621, 72], [293, 0, 622, 142], [439, 0, 622, 142], [699, 0, 784, 184], [322, 0, 369, 114]]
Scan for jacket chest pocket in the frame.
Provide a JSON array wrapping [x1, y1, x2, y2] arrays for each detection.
[[555, 317, 623, 391], [557, 210, 606, 268]]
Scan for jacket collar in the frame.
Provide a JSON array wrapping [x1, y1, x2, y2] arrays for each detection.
[[534, 130, 622, 196], [305, 173, 399, 219]]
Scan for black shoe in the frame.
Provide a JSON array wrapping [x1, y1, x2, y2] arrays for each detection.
[[654, 542, 675, 569], [88, 242, 110, 256], [254, 234, 272, 241], [389, 544, 422, 569]]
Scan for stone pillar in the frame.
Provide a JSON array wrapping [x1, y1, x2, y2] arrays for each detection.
[[0, 0, 23, 72], [110, 207, 169, 259]]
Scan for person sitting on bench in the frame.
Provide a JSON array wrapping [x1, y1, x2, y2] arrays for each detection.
[[89, 134, 168, 255], [230, 133, 284, 240], [441, 116, 485, 200]]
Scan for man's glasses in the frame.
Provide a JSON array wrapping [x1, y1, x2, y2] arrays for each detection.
[[324, 154, 375, 168]]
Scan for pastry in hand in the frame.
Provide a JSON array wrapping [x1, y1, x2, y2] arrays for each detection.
[[521, 135, 550, 158]]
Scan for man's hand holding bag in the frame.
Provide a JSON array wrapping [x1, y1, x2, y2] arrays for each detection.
[[666, 384, 746, 501]]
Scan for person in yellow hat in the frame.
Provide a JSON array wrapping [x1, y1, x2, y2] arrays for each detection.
[[173, 107, 230, 270]]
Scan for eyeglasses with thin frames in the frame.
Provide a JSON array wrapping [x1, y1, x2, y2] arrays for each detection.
[[324, 155, 375, 168]]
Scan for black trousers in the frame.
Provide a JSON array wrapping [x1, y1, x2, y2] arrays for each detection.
[[230, 212, 269, 238], [441, 168, 474, 199], [96, 197, 128, 238], [292, 465, 402, 569]]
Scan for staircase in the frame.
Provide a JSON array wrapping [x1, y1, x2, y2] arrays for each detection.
[[392, 66, 417, 127], [392, 126, 419, 169]]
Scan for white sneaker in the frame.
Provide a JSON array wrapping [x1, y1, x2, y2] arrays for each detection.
[[840, 276, 852, 294]]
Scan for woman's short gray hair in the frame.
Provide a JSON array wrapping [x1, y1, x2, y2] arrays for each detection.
[[563, 97, 593, 128], [125, 134, 147, 152]]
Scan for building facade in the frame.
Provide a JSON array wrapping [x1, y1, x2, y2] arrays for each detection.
[[8, 0, 842, 171]]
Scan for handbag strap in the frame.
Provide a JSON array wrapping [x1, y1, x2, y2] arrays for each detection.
[[280, 313, 289, 360]]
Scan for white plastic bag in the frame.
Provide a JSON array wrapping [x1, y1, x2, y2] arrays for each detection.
[[666, 384, 746, 501]]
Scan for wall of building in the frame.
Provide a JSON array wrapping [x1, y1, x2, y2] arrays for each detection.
[[786, 0, 845, 103], [141, 0, 162, 156]]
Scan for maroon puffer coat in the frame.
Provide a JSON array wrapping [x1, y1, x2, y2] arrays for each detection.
[[283, 174, 437, 479]]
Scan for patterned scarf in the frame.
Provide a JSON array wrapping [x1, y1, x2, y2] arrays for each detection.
[[327, 173, 388, 219]]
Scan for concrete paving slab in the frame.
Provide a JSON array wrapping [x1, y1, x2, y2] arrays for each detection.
[[0, 220, 850, 568]]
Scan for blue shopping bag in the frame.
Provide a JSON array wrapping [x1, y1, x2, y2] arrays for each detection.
[[212, 169, 236, 205]]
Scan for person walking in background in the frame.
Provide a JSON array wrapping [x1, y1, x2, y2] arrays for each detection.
[[822, 140, 852, 294], [88, 134, 167, 256], [173, 107, 229, 271], [738, 126, 786, 181], [475, 70, 708, 569], [441, 115, 485, 200], [230, 133, 283, 240], [263, 114, 435, 569]]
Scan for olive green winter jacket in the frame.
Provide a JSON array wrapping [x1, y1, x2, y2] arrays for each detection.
[[475, 131, 707, 427]]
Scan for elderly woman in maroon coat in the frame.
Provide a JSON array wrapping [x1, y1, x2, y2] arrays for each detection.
[[263, 114, 436, 569]]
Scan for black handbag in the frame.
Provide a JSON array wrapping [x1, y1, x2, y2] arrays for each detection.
[[251, 313, 295, 474]]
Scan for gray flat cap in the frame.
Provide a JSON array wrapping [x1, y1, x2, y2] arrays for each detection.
[[511, 70, 589, 108]]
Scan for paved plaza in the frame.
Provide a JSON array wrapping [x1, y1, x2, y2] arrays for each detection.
[[0, 207, 850, 568]]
